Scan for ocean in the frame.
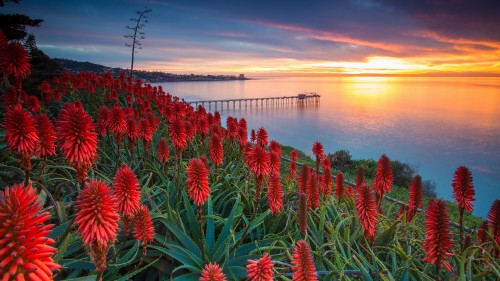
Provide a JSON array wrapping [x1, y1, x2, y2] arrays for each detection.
[[156, 76, 500, 218]]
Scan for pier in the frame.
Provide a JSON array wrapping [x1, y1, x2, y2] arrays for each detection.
[[187, 92, 320, 110]]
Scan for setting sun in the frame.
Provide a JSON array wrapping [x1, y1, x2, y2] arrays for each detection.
[[310, 57, 429, 75]]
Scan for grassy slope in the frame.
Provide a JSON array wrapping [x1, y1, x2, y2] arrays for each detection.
[[280, 145, 483, 228]]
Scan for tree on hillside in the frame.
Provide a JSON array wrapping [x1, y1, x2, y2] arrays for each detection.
[[23, 34, 64, 94], [0, 0, 63, 95], [0, 1, 43, 41], [0, 0, 20, 7], [124, 7, 152, 78]]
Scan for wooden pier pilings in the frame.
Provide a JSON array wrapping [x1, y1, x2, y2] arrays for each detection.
[[187, 92, 320, 110]]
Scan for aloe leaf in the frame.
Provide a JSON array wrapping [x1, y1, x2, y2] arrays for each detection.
[[235, 210, 270, 241], [172, 273, 200, 281], [213, 195, 240, 254], [59, 259, 95, 270], [459, 246, 478, 281], [376, 219, 400, 246], [111, 241, 140, 269], [158, 219, 201, 258], [63, 275, 98, 281], [148, 245, 201, 268], [53, 232, 72, 263], [352, 255, 373, 281], [182, 191, 201, 242], [206, 197, 215, 251], [115, 258, 157, 281], [234, 238, 278, 257]]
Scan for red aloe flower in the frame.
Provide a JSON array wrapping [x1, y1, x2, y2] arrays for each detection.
[[298, 165, 309, 194], [88, 242, 109, 273], [197, 115, 209, 141], [356, 165, 365, 187], [57, 102, 98, 182], [307, 169, 320, 209], [334, 171, 345, 201], [169, 117, 187, 153], [291, 150, 298, 162], [226, 116, 239, 141], [35, 113, 57, 157], [199, 155, 210, 170], [298, 193, 308, 237], [250, 129, 256, 143], [356, 184, 378, 244], [157, 138, 170, 163], [322, 157, 331, 169], [133, 205, 155, 246], [267, 173, 283, 215], [269, 140, 281, 155], [200, 262, 227, 281], [396, 204, 410, 220], [321, 166, 332, 197], [408, 175, 423, 222], [246, 253, 274, 281], [122, 106, 134, 118], [126, 95, 133, 105], [0, 42, 30, 79], [138, 118, 152, 151], [26, 95, 41, 113], [75, 179, 120, 246], [0, 183, 61, 281], [209, 134, 223, 167], [112, 163, 141, 217], [373, 154, 393, 205], [312, 141, 324, 161], [245, 145, 270, 178], [245, 145, 270, 201], [289, 161, 297, 182], [423, 199, 453, 274], [126, 117, 138, 145], [346, 185, 354, 198], [0, 30, 6, 49], [256, 127, 268, 148], [185, 118, 196, 142], [477, 220, 489, 245], [269, 151, 281, 175], [3, 106, 39, 158], [312, 141, 324, 178], [108, 104, 127, 141], [452, 166, 475, 251], [97, 106, 109, 137], [186, 158, 210, 206], [487, 199, 500, 257], [3, 86, 18, 108], [291, 240, 318, 281], [238, 118, 248, 146], [38, 80, 53, 96], [452, 166, 475, 212], [213, 111, 221, 125]]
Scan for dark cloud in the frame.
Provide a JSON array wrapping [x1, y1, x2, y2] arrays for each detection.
[[379, 0, 500, 41]]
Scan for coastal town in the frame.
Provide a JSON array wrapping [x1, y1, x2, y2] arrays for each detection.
[[54, 58, 250, 83]]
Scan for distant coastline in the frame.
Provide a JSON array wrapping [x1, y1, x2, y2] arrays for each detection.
[[53, 58, 251, 83]]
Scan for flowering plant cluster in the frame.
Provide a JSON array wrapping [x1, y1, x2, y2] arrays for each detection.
[[0, 32, 498, 280]]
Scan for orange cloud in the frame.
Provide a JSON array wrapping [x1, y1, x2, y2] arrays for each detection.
[[257, 20, 403, 52]]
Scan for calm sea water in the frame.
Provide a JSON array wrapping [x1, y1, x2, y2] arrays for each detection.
[[156, 76, 500, 218]]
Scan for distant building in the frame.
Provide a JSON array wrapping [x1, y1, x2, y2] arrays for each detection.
[[239, 74, 245, 79]]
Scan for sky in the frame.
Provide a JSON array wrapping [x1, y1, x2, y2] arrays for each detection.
[[3, 0, 500, 76]]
